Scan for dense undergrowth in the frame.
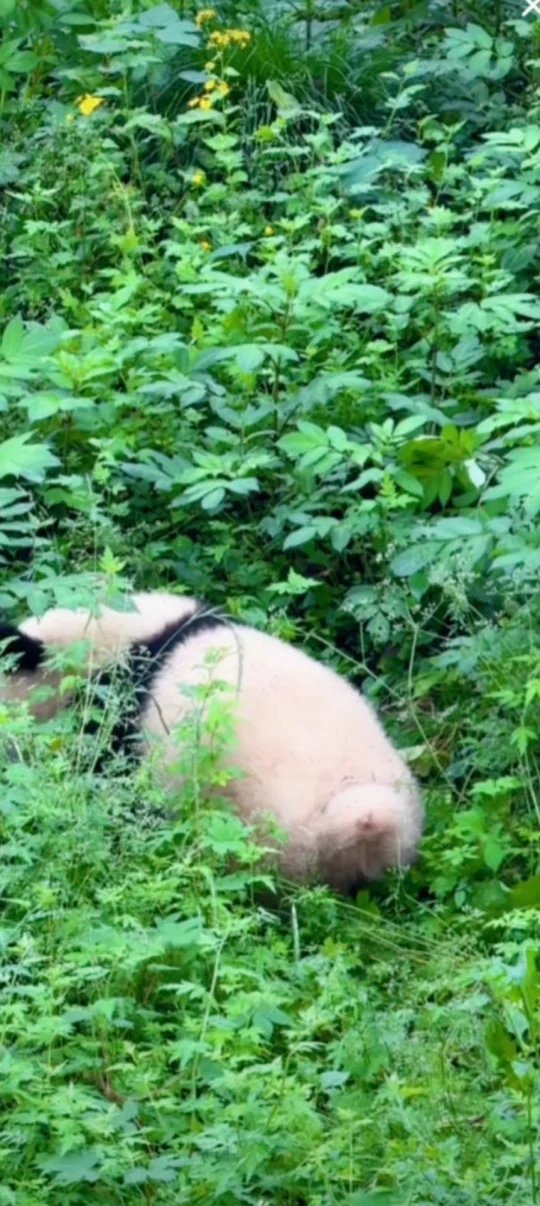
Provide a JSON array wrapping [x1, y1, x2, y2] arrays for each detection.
[[1, 0, 540, 1200]]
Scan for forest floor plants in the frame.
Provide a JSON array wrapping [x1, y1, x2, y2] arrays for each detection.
[[1, 0, 540, 1200]]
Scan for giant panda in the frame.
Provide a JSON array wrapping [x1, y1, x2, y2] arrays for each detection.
[[0, 590, 423, 893]]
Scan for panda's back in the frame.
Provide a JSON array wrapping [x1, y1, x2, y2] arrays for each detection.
[[141, 621, 411, 828]]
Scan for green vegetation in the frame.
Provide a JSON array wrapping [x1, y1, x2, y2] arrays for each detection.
[[1, 0, 540, 1200]]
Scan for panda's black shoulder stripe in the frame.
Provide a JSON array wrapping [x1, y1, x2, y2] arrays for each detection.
[[0, 623, 45, 672], [132, 605, 227, 684]]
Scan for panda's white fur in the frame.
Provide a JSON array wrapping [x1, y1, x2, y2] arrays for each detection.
[[1, 591, 423, 892]]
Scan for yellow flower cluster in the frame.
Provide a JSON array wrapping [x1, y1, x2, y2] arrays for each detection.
[[195, 8, 216, 27], [186, 20, 250, 116], [187, 78, 229, 110], [207, 79, 230, 95], [191, 171, 206, 187], [76, 94, 104, 117], [188, 95, 214, 111], [207, 28, 251, 49]]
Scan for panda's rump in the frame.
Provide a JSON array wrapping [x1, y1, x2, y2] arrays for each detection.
[[141, 624, 409, 830]]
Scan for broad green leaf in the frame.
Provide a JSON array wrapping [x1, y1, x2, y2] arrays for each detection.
[[40, 1149, 101, 1185], [394, 415, 428, 437], [391, 542, 439, 577], [1, 316, 24, 358], [7, 50, 38, 72], [283, 526, 318, 549], [485, 1018, 518, 1068], [24, 392, 92, 422], [155, 916, 204, 948], [137, 5, 197, 45], [209, 242, 253, 262], [78, 33, 130, 54], [303, 277, 390, 313], [234, 345, 266, 373], [430, 517, 483, 538], [0, 434, 59, 481], [176, 109, 225, 128], [508, 876, 540, 910], [485, 447, 540, 514], [267, 79, 301, 115], [320, 1069, 349, 1089], [1, 318, 59, 369], [252, 1000, 294, 1034], [327, 425, 350, 452], [341, 138, 427, 191], [393, 470, 424, 497], [202, 486, 225, 510]]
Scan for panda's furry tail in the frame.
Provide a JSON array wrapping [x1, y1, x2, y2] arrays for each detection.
[[317, 782, 422, 883]]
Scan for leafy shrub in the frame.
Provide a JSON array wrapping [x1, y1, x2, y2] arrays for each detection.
[[1, 0, 540, 1199]]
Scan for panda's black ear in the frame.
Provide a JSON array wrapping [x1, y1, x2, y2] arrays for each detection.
[[0, 623, 45, 672]]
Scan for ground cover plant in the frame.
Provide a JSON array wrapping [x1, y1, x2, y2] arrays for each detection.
[[1, 0, 540, 1200]]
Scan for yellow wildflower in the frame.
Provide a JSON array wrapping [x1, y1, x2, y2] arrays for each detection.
[[204, 60, 217, 71], [207, 28, 251, 50], [216, 81, 230, 97], [76, 94, 104, 117], [192, 170, 206, 187], [264, 225, 274, 236], [230, 29, 251, 45], [199, 239, 212, 252], [196, 8, 216, 27], [188, 94, 214, 110], [204, 78, 217, 92]]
